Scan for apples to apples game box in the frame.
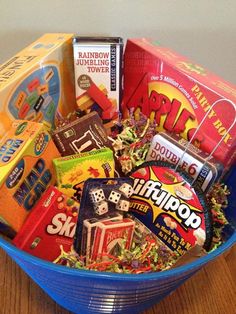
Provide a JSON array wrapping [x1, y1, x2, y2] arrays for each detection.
[[122, 38, 236, 169]]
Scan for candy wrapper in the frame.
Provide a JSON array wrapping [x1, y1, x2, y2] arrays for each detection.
[[74, 177, 134, 259], [13, 186, 80, 261], [129, 161, 213, 255]]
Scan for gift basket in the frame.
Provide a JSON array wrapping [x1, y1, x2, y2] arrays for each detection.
[[0, 34, 235, 314]]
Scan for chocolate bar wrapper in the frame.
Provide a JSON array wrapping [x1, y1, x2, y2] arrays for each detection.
[[52, 111, 110, 156], [146, 132, 223, 192], [12, 186, 80, 262]]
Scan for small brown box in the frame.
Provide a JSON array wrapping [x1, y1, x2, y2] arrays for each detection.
[[52, 111, 110, 156]]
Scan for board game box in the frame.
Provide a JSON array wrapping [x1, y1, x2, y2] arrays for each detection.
[[0, 33, 76, 137]]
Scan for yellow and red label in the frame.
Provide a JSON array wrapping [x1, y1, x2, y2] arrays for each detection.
[[130, 162, 212, 255], [13, 186, 80, 262], [122, 39, 236, 167]]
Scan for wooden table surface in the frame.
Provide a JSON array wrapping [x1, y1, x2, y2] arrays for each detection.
[[0, 245, 235, 314]]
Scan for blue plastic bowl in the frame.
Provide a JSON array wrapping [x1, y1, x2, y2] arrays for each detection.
[[0, 167, 235, 314]]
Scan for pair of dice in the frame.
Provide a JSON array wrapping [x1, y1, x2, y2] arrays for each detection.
[[90, 183, 133, 215]]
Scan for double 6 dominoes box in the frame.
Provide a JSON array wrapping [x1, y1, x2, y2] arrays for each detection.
[[0, 33, 76, 138], [0, 120, 60, 233]]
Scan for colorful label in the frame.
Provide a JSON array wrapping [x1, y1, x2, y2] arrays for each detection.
[[74, 177, 134, 256], [81, 213, 123, 263], [13, 186, 79, 262], [53, 148, 114, 200], [5, 159, 25, 189], [52, 111, 110, 156], [73, 38, 123, 131], [130, 163, 210, 255], [0, 120, 60, 232], [34, 132, 49, 156], [146, 133, 221, 191], [73, 40, 122, 103], [0, 33, 76, 138], [91, 218, 135, 261], [0, 138, 24, 164], [123, 39, 236, 167], [8, 65, 59, 127], [13, 158, 52, 211]]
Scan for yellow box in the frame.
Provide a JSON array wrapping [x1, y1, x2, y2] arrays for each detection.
[[0, 120, 60, 232], [0, 33, 76, 138], [53, 148, 114, 200]]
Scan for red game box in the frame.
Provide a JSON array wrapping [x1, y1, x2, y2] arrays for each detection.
[[13, 186, 79, 261], [122, 38, 236, 168]]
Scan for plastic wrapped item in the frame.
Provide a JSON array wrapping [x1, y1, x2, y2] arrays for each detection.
[[147, 132, 223, 192], [0, 33, 76, 136], [73, 36, 123, 133], [13, 186, 79, 261], [74, 177, 134, 258], [122, 38, 236, 168], [53, 147, 114, 200], [0, 120, 60, 232], [52, 111, 110, 156], [130, 161, 212, 255]]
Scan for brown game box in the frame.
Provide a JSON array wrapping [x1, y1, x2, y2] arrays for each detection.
[[52, 111, 110, 156]]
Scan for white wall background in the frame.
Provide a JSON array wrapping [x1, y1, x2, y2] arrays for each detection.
[[0, 0, 235, 84]]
